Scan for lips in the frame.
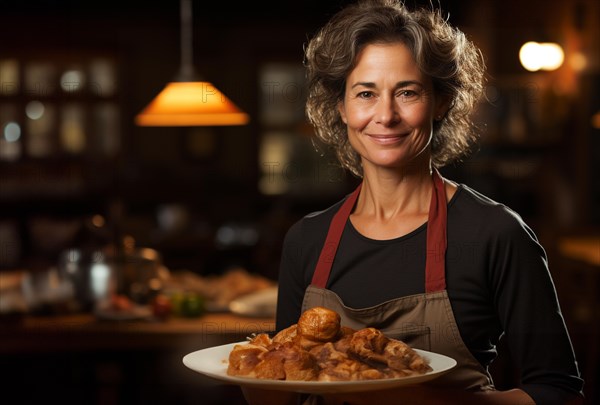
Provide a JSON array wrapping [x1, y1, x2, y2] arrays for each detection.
[[365, 133, 407, 145]]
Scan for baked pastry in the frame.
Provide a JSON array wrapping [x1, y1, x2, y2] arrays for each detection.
[[227, 306, 432, 381], [297, 306, 341, 342]]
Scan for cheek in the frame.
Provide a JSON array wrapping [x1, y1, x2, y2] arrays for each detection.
[[344, 104, 372, 129], [406, 103, 434, 128]]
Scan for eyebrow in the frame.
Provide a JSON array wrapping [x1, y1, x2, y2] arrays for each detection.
[[350, 80, 423, 89]]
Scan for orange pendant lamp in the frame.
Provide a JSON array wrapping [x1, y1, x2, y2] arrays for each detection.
[[135, 0, 249, 127]]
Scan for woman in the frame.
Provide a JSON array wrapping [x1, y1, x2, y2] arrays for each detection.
[[247, 1, 584, 404]]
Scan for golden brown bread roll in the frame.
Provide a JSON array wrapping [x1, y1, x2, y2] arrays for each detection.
[[297, 306, 341, 342]]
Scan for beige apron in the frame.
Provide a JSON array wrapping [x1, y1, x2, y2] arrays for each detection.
[[301, 169, 494, 392]]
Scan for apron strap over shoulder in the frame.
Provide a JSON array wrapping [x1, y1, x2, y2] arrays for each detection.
[[425, 169, 447, 292], [311, 183, 362, 288]]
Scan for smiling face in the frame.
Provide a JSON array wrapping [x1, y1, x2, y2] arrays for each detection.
[[338, 42, 447, 175]]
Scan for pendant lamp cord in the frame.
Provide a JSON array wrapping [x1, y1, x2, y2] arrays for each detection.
[[179, 0, 194, 79]]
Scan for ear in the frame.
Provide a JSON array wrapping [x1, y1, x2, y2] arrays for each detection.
[[337, 100, 348, 124]]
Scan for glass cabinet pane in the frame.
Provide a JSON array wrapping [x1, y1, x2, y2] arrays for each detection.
[[259, 63, 306, 126], [60, 104, 86, 154], [0, 103, 22, 161], [90, 59, 116, 97], [0, 59, 19, 95], [92, 103, 119, 156], [26, 101, 56, 157], [25, 62, 57, 97]]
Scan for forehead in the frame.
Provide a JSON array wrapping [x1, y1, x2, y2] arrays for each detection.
[[349, 42, 425, 82]]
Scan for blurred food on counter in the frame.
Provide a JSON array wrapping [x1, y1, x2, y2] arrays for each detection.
[[108, 293, 134, 311], [0, 261, 277, 324], [94, 264, 279, 321], [228, 285, 278, 318], [94, 293, 153, 321], [151, 293, 173, 320], [84, 265, 278, 321], [0, 270, 29, 319], [177, 291, 205, 318], [163, 267, 276, 313]]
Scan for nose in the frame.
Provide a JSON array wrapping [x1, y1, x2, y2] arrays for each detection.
[[374, 95, 399, 126]]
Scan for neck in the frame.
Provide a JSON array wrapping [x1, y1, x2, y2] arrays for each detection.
[[356, 162, 433, 221]]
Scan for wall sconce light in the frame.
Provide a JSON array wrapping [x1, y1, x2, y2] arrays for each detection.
[[519, 41, 565, 72]]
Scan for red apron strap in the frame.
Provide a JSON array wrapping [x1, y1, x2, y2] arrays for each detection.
[[311, 183, 362, 288], [425, 169, 447, 292]]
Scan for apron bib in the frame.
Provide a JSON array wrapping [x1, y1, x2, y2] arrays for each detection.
[[301, 169, 494, 391]]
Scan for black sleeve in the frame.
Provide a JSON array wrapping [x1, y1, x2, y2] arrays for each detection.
[[488, 209, 584, 404], [275, 220, 307, 331]]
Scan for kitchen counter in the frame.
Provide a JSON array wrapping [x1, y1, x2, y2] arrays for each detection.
[[0, 312, 275, 354]]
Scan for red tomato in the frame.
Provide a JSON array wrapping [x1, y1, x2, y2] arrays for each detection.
[[152, 294, 172, 320], [110, 294, 133, 311]]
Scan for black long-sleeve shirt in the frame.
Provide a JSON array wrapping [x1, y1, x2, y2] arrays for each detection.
[[276, 183, 584, 405]]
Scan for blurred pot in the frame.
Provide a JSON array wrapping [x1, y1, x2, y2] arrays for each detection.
[[113, 246, 169, 304], [58, 249, 116, 311]]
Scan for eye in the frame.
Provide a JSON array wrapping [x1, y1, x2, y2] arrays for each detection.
[[356, 91, 374, 99], [398, 89, 418, 98], [396, 88, 423, 103]]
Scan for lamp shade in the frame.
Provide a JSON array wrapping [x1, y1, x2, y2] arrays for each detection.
[[135, 81, 249, 126]]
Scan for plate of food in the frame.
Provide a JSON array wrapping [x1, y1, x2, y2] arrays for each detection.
[[182, 307, 456, 394]]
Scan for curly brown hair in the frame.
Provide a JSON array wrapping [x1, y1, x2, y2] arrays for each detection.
[[305, 0, 486, 177]]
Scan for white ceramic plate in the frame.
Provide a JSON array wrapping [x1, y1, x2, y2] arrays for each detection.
[[228, 286, 278, 318], [183, 342, 457, 394]]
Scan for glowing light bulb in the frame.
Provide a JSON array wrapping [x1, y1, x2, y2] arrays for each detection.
[[3, 122, 21, 142], [26, 100, 45, 120], [519, 42, 564, 72]]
